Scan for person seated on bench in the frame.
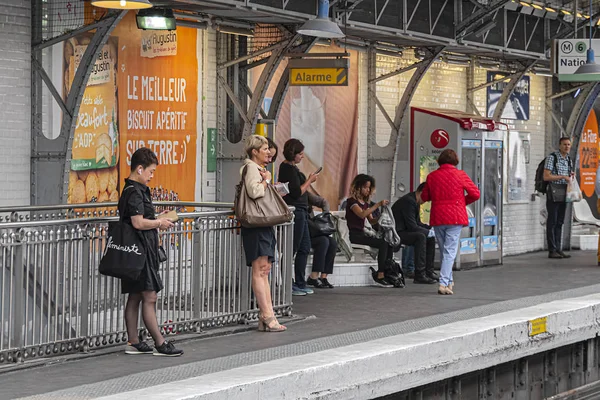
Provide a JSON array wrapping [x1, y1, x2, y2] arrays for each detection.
[[345, 174, 394, 288], [306, 192, 336, 289], [392, 183, 437, 284]]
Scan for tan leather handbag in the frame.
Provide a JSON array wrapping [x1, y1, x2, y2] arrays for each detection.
[[234, 165, 293, 228]]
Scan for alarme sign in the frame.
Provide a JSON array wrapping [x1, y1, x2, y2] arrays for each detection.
[[554, 39, 600, 82]]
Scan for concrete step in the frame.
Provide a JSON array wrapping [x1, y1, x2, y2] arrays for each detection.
[[572, 234, 598, 251]]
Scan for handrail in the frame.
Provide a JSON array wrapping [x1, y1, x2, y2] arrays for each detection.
[[0, 205, 294, 364], [0, 210, 238, 229], [0, 201, 235, 213]]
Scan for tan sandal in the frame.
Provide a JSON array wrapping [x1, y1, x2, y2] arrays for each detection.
[[438, 285, 453, 295], [258, 316, 287, 332]]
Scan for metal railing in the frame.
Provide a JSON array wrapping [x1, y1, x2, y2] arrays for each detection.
[[0, 203, 293, 363]]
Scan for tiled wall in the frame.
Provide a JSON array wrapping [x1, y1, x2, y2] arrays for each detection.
[[0, 1, 31, 205], [472, 70, 547, 255]]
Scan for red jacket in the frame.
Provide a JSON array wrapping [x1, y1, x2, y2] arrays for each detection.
[[420, 164, 480, 226]]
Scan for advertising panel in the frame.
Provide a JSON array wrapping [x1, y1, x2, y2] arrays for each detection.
[[65, 13, 198, 207], [486, 71, 530, 120]]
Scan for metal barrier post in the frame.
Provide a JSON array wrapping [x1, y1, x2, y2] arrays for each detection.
[[80, 229, 91, 341], [13, 235, 24, 360], [284, 222, 293, 314], [192, 218, 202, 327], [240, 245, 250, 324]]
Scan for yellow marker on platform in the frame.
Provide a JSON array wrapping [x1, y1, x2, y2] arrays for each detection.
[[528, 317, 547, 336]]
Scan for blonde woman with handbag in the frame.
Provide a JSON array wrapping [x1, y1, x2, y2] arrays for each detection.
[[239, 135, 287, 332]]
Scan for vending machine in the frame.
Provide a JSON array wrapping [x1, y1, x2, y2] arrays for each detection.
[[410, 107, 507, 269]]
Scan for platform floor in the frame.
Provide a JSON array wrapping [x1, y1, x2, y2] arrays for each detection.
[[4, 250, 600, 399]]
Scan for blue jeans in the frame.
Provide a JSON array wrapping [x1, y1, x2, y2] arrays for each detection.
[[292, 208, 311, 288], [434, 225, 463, 287], [402, 246, 415, 273]]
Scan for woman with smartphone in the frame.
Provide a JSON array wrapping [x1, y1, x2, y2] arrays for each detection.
[[278, 139, 319, 296]]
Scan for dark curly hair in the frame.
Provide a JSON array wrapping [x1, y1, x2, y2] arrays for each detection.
[[350, 174, 376, 202]]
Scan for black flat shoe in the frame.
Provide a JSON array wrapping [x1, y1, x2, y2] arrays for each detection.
[[320, 278, 334, 288], [413, 277, 437, 284], [548, 251, 563, 259], [306, 277, 324, 288], [558, 251, 571, 258]]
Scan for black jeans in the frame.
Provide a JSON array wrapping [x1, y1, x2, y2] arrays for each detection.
[[310, 235, 337, 274], [546, 196, 567, 253], [398, 231, 435, 279], [349, 231, 393, 273], [293, 208, 311, 287]]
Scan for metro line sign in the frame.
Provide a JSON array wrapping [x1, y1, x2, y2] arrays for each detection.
[[553, 39, 600, 81]]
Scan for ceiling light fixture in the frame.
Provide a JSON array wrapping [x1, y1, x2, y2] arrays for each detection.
[[297, 0, 345, 39], [575, 0, 600, 75], [136, 8, 176, 30], [91, 0, 153, 9]]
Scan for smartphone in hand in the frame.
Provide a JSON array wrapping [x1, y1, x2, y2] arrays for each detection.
[[314, 167, 323, 175]]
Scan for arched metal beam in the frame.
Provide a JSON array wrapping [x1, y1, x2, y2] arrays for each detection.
[[492, 60, 536, 122], [390, 46, 445, 198], [563, 81, 600, 250], [59, 11, 126, 203], [267, 38, 316, 122], [241, 34, 301, 136]]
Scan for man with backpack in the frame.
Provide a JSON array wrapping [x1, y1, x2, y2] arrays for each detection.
[[541, 137, 574, 259]]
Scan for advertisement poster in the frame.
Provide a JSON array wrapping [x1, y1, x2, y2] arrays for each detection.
[[419, 155, 438, 224], [64, 35, 120, 206], [272, 45, 359, 208], [486, 71, 530, 120], [579, 109, 598, 198], [65, 13, 198, 207]]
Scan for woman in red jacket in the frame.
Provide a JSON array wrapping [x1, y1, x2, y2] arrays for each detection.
[[421, 149, 480, 295]]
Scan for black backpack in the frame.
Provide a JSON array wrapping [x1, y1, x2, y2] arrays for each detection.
[[534, 153, 571, 194]]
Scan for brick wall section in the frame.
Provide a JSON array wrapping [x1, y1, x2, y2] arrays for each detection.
[[472, 71, 547, 255], [0, 2, 31, 205]]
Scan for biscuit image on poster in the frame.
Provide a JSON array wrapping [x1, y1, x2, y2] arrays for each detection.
[[71, 180, 86, 204], [85, 172, 99, 203], [68, 171, 78, 197], [98, 191, 109, 203], [97, 168, 110, 193], [108, 167, 118, 194]]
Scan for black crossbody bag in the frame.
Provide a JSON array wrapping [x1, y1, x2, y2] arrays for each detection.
[[548, 153, 572, 203]]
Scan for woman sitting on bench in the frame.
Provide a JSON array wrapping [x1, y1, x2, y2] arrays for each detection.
[[345, 174, 394, 288]]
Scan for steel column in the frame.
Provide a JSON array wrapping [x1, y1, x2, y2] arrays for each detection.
[[266, 38, 316, 121], [241, 34, 300, 137]]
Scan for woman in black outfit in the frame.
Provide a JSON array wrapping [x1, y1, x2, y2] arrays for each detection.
[[119, 147, 183, 356], [278, 139, 318, 295], [346, 174, 393, 288], [306, 193, 336, 288]]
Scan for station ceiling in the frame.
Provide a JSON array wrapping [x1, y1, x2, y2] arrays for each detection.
[[149, 0, 600, 62]]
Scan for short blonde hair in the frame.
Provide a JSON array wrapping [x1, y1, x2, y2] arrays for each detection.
[[245, 135, 268, 158]]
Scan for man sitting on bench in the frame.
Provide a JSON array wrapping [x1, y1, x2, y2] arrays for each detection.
[[392, 183, 438, 284]]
